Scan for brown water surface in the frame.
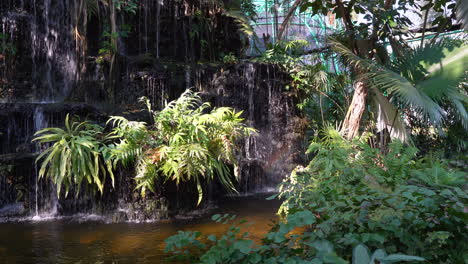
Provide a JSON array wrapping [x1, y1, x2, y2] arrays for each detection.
[[0, 195, 280, 263]]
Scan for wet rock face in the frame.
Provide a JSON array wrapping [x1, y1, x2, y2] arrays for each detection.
[[0, 103, 107, 218], [0, 62, 305, 220], [205, 63, 305, 191], [121, 0, 243, 61], [0, 0, 305, 221], [0, 103, 104, 155], [127, 62, 306, 192], [0, 1, 78, 102], [0, 0, 242, 102]]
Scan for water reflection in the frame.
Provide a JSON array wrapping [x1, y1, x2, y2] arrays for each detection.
[[0, 195, 280, 263]]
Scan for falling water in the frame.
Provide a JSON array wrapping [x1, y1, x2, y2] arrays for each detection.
[[32, 105, 58, 220], [155, 0, 161, 58], [0, 1, 303, 221], [32, 106, 46, 219], [43, 0, 53, 100], [245, 63, 255, 121], [244, 63, 256, 160]]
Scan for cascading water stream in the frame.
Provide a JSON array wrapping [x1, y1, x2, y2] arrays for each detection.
[[32, 106, 45, 219], [155, 0, 161, 58], [0, 1, 302, 221], [31, 105, 58, 220]]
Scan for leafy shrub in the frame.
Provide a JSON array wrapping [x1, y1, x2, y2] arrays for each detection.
[[275, 127, 468, 263], [33, 114, 115, 196], [125, 90, 256, 204], [34, 91, 255, 204], [256, 40, 351, 133], [164, 211, 424, 263]]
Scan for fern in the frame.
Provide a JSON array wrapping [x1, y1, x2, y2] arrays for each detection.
[[131, 90, 256, 205], [33, 91, 255, 205]]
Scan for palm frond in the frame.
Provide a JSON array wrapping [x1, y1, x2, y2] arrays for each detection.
[[396, 39, 468, 129], [223, 10, 255, 36], [371, 87, 409, 142], [329, 38, 445, 126]]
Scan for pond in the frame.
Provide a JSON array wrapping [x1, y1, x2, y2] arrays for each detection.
[[0, 194, 280, 263]]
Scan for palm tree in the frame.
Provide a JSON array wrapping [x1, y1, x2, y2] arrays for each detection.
[[330, 37, 467, 142]]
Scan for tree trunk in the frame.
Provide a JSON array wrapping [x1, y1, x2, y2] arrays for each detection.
[[277, 0, 303, 42], [341, 77, 368, 139]]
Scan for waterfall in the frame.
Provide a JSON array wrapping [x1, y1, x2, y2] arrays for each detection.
[[32, 105, 59, 220], [155, 0, 161, 58], [27, 0, 77, 102], [245, 63, 255, 122], [32, 106, 46, 218], [0, 1, 303, 221]]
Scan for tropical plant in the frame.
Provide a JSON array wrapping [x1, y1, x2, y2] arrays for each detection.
[[275, 127, 468, 262], [116, 90, 256, 204], [293, 0, 465, 141], [222, 0, 257, 37], [329, 37, 467, 142], [33, 91, 255, 205], [164, 210, 425, 263], [257, 39, 351, 136], [33, 114, 115, 197]]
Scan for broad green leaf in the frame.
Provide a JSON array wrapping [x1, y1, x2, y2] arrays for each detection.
[[353, 244, 371, 264]]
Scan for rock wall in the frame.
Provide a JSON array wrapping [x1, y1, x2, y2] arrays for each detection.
[[0, 0, 306, 221]]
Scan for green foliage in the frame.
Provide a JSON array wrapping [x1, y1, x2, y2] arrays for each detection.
[[164, 210, 424, 263], [97, 26, 132, 63], [293, 0, 466, 145], [277, 128, 468, 263], [114, 0, 138, 14], [239, 0, 258, 21], [33, 114, 116, 197], [392, 38, 468, 129], [0, 164, 26, 202], [222, 53, 239, 64], [123, 90, 256, 204], [300, 0, 457, 40], [256, 40, 351, 131], [223, 10, 255, 37], [33, 91, 254, 204], [329, 37, 468, 143], [221, 0, 257, 37], [352, 244, 424, 264], [259, 40, 308, 62]]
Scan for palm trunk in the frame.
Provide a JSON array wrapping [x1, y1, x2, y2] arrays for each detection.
[[341, 77, 368, 139]]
